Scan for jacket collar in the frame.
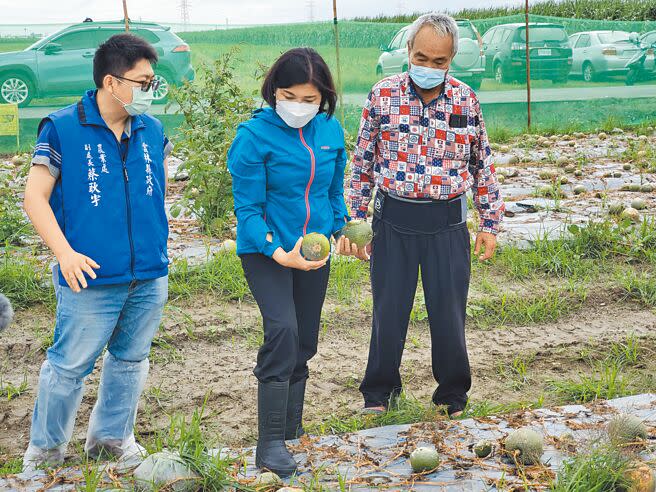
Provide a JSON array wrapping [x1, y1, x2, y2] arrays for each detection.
[[400, 71, 454, 104], [77, 89, 145, 135]]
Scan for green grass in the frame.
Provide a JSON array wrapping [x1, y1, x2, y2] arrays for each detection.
[[551, 445, 632, 492], [328, 255, 369, 304], [0, 457, 22, 477], [0, 250, 54, 309], [168, 252, 250, 301], [355, 0, 656, 23], [618, 270, 656, 306], [141, 402, 238, 491], [306, 391, 445, 435], [467, 285, 587, 328], [547, 336, 651, 404]]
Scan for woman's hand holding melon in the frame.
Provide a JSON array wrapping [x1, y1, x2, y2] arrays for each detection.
[[273, 237, 329, 271]]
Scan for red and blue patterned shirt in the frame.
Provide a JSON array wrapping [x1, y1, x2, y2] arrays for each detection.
[[348, 72, 505, 234]]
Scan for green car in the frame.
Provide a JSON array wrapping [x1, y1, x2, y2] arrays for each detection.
[[0, 18, 195, 107]]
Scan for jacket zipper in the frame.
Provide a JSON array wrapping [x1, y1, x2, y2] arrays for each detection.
[[116, 136, 136, 280], [298, 128, 315, 235]]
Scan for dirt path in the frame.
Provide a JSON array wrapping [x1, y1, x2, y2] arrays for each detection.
[[2, 293, 655, 458]]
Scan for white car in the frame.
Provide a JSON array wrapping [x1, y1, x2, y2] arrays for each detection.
[[569, 30, 643, 82], [376, 19, 485, 90]]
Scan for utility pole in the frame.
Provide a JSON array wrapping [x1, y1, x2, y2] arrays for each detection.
[[525, 0, 532, 129], [180, 0, 191, 30], [122, 0, 129, 31], [307, 0, 315, 22]]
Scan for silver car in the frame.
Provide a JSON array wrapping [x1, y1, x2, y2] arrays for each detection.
[[569, 30, 643, 81], [376, 19, 485, 90]]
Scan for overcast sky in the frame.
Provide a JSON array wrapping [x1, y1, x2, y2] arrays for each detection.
[[0, 0, 544, 25]]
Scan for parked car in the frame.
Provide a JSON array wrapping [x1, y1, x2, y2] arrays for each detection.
[[481, 23, 572, 84], [376, 19, 485, 90], [569, 30, 647, 82], [0, 18, 195, 107], [642, 30, 656, 47]]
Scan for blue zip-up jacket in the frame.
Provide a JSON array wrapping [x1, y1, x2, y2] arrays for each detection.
[[227, 107, 350, 257], [42, 90, 169, 286]]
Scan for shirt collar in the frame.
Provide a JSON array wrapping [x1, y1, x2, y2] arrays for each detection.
[[401, 71, 454, 105], [78, 89, 144, 136]]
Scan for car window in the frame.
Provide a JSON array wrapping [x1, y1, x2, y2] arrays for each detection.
[[500, 30, 512, 43], [135, 29, 160, 44], [482, 28, 496, 45], [458, 23, 476, 40], [490, 29, 505, 45], [519, 27, 568, 43], [575, 34, 591, 48], [389, 30, 405, 50], [92, 29, 125, 47], [598, 32, 631, 44], [569, 34, 579, 45], [49, 30, 96, 51], [399, 29, 409, 49], [643, 32, 656, 45]]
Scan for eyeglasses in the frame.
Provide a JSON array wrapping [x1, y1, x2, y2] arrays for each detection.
[[112, 74, 160, 92]]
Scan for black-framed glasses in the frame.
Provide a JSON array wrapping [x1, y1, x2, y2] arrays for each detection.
[[112, 74, 160, 92]]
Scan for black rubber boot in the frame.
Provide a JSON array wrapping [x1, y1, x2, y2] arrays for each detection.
[[255, 381, 297, 477], [285, 379, 306, 440]]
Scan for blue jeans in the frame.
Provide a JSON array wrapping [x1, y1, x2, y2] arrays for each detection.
[[27, 267, 168, 457]]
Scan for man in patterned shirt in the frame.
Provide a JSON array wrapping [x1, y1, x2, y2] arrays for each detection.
[[338, 13, 504, 417]]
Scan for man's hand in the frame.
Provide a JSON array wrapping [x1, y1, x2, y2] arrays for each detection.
[[473, 232, 497, 261], [57, 249, 100, 292], [336, 236, 371, 261]]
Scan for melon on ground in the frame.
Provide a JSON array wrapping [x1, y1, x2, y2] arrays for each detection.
[[505, 428, 544, 465], [409, 446, 440, 473], [608, 414, 647, 447]]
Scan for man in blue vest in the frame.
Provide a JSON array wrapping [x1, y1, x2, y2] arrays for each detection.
[[21, 33, 172, 472]]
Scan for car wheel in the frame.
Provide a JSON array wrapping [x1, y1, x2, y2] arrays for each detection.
[[582, 62, 595, 82], [152, 72, 172, 104], [0, 73, 34, 107], [494, 63, 505, 84]]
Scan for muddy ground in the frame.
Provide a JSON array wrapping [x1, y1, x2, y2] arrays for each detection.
[[1, 128, 656, 461]]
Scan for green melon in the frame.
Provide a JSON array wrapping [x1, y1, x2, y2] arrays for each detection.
[[341, 220, 373, 248], [221, 239, 236, 253], [505, 428, 543, 465], [641, 184, 654, 193], [609, 203, 626, 216], [473, 440, 493, 458], [624, 464, 656, 492], [631, 199, 647, 211], [409, 447, 440, 473], [254, 471, 282, 490], [621, 207, 641, 224], [301, 233, 330, 261], [608, 414, 647, 447], [573, 185, 586, 195]]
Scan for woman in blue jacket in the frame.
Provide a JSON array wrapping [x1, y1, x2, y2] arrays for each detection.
[[227, 48, 349, 476]]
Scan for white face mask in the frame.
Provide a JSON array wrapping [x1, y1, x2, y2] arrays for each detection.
[[275, 99, 320, 128]]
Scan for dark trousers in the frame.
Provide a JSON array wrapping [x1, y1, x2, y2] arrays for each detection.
[[359, 192, 472, 413], [241, 253, 330, 384]]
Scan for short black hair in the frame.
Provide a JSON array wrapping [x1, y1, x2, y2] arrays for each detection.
[[93, 33, 158, 88], [261, 47, 337, 117]]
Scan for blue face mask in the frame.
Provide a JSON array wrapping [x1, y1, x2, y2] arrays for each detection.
[[408, 64, 447, 90]]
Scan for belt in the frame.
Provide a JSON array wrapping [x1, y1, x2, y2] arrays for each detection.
[[373, 190, 468, 234]]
